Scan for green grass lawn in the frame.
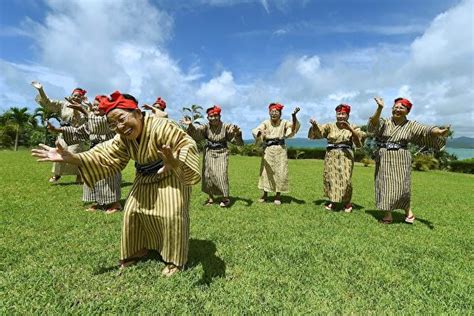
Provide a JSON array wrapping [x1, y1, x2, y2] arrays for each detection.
[[1, 150, 473, 313]]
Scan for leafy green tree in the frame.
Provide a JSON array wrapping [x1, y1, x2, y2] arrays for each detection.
[[182, 104, 204, 125], [3, 107, 32, 151]]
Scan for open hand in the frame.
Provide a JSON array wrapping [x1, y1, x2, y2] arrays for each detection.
[[337, 121, 352, 131], [180, 117, 192, 126], [31, 81, 43, 90], [292, 107, 300, 116], [309, 118, 317, 126], [374, 97, 384, 108], [31, 141, 73, 163], [156, 145, 181, 174]]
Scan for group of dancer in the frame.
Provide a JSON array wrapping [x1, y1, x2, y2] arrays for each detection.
[[31, 81, 449, 276]]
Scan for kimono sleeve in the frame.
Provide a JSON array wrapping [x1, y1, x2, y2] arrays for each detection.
[[367, 117, 386, 136], [35, 94, 63, 114], [252, 121, 267, 144], [62, 124, 90, 145], [156, 120, 201, 185], [351, 125, 366, 148], [76, 135, 130, 187], [409, 121, 446, 150], [186, 124, 206, 142], [225, 124, 244, 145], [284, 119, 300, 138], [308, 123, 329, 139]]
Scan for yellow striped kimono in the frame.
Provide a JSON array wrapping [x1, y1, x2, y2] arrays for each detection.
[[252, 119, 300, 193], [308, 122, 365, 203], [77, 115, 201, 266], [35, 93, 87, 176], [187, 123, 244, 197], [368, 117, 446, 211]]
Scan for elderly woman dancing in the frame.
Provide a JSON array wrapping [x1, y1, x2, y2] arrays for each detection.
[[182, 105, 244, 207], [368, 97, 449, 224], [308, 104, 366, 212], [31, 81, 89, 183], [252, 103, 300, 205], [33, 91, 200, 276]]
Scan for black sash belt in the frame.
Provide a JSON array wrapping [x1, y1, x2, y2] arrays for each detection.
[[326, 143, 352, 151], [377, 142, 407, 150], [135, 160, 164, 176], [265, 138, 285, 147], [205, 140, 227, 150], [59, 121, 71, 127]]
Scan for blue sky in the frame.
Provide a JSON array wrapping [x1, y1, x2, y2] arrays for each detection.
[[0, 0, 473, 137]]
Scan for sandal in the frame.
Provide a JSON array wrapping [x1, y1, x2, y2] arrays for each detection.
[[49, 175, 61, 183], [343, 203, 353, 213], [274, 199, 281, 205], [324, 202, 334, 211], [86, 204, 99, 212], [204, 199, 214, 206], [258, 198, 267, 203], [105, 208, 121, 214], [161, 264, 182, 277], [405, 215, 415, 224], [219, 199, 231, 208]]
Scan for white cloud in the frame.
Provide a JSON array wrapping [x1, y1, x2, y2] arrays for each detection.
[[0, 0, 472, 140]]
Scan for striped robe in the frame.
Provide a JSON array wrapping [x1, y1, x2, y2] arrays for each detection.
[[252, 119, 300, 193], [308, 122, 365, 203], [35, 94, 87, 176], [368, 117, 446, 211], [77, 115, 201, 266], [62, 113, 121, 205], [187, 122, 244, 197]]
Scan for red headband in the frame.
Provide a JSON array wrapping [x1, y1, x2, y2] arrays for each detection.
[[153, 97, 166, 109], [206, 105, 222, 116], [269, 103, 284, 111], [98, 91, 138, 115], [94, 95, 108, 103], [335, 104, 351, 114], [72, 88, 87, 96], [394, 98, 412, 111]]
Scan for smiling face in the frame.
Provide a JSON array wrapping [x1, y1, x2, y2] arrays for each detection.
[[269, 109, 281, 121], [392, 102, 409, 119], [336, 111, 349, 122], [107, 108, 143, 140], [207, 113, 221, 126]]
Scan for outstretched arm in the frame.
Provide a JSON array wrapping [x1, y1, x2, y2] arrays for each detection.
[[369, 97, 384, 127], [32, 141, 82, 166]]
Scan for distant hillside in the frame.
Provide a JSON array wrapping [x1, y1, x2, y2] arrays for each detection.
[[447, 137, 474, 148]]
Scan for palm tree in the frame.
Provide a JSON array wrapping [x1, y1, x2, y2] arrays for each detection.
[[4, 107, 32, 151], [33, 106, 60, 144], [182, 104, 204, 125]]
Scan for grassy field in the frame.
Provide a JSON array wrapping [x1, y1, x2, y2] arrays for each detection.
[[1, 150, 473, 313]]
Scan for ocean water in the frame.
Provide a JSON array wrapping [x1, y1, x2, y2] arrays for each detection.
[[244, 138, 474, 160]]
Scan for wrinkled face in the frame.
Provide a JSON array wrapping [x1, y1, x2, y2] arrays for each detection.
[[207, 114, 221, 125], [107, 108, 143, 139], [269, 109, 281, 120], [392, 102, 409, 118], [336, 111, 349, 122], [70, 92, 84, 103], [92, 100, 106, 116]]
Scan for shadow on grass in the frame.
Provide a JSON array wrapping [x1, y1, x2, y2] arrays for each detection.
[[365, 210, 434, 229], [279, 195, 306, 205], [187, 239, 226, 286], [54, 182, 82, 186], [93, 239, 226, 285], [120, 181, 133, 188], [228, 196, 253, 207]]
